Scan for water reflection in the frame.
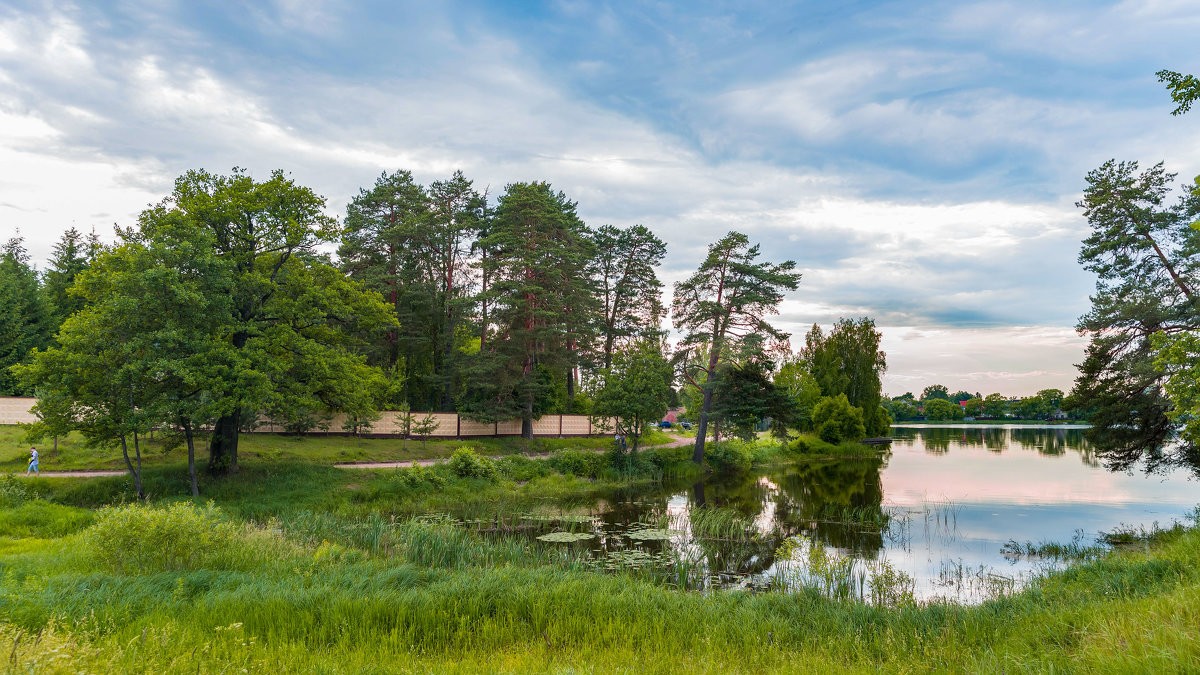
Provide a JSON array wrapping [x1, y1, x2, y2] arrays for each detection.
[[503, 427, 1197, 602]]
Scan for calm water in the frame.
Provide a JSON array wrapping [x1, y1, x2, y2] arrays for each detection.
[[512, 426, 1199, 602]]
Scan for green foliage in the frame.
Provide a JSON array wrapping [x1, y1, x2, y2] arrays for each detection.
[[775, 359, 822, 431], [1158, 69, 1200, 116], [548, 449, 606, 478], [703, 439, 754, 473], [0, 500, 94, 538], [41, 227, 93, 332], [84, 501, 286, 573], [591, 340, 673, 450], [812, 394, 866, 444], [884, 397, 919, 421], [922, 398, 958, 421], [801, 318, 889, 436], [389, 462, 448, 490], [1069, 157, 1200, 472], [447, 447, 498, 480], [921, 384, 949, 401], [0, 236, 53, 395], [710, 354, 800, 441], [495, 455, 551, 482], [590, 224, 667, 369]]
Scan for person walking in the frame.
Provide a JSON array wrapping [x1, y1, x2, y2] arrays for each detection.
[[25, 446, 38, 475]]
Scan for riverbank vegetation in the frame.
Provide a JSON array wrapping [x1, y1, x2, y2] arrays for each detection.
[[1, 461, 1198, 672]]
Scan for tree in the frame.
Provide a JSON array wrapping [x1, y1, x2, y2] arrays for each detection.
[[672, 232, 800, 463], [775, 357, 822, 431], [982, 393, 1009, 418], [0, 235, 52, 395], [1067, 158, 1200, 472], [460, 182, 596, 437], [963, 397, 983, 417], [884, 397, 920, 421], [801, 318, 889, 436], [42, 227, 91, 332], [591, 340, 673, 453], [950, 390, 973, 403], [711, 354, 800, 442], [1158, 69, 1200, 116], [129, 168, 396, 474], [812, 394, 866, 444], [410, 414, 441, 450], [922, 398, 958, 421], [921, 384, 950, 401], [590, 224, 667, 370]]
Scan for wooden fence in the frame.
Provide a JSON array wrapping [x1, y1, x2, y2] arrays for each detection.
[[0, 397, 613, 437]]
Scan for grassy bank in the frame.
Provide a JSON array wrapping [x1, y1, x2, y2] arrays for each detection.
[[0, 425, 674, 472], [0, 486, 1198, 673]]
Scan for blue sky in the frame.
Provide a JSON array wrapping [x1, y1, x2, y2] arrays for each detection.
[[2, 0, 1199, 395]]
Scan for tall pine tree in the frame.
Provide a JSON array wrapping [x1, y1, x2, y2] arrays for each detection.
[[0, 235, 52, 395]]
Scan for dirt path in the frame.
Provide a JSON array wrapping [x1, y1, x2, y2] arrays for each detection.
[[10, 434, 697, 477]]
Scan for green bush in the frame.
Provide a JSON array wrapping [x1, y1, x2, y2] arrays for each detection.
[[704, 440, 754, 473], [548, 449, 605, 478], [496, 455, 550, 482], [84, 501, 286, 573], [0, 475, 34, 508], [447, 448, 498, 480], [390, 462, 448, 489], [812, 394, 866, 444]]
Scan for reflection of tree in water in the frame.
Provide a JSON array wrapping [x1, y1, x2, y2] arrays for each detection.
[[767, 458, 887, 556], [905, 427, 1093, 462], [1008, 428, 1092, 461]]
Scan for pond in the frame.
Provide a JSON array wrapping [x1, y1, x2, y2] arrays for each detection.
[[489, 426, 1199, 603]]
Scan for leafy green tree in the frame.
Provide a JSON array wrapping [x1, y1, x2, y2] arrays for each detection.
[[922, 398, 958, 421], [590, 224, 667, 370], [921, 384, 950, 401], [711, 354, 800, 441], [591, 340, 673, 452], [133, 168, 396, 474], [774, 357, 822, 431], [672, 232, 800, 462], [1158, 69, 1200, 116], [884, 397, 920, 421], [800, 318, 889, 436], [982, 393, 1009, 418], [950, 390, 973, 403], [410, 413, 441, 450], [460, 182, 596, 437], [41, 227, 91, 332], [0, 235, 52, 395], [812, 394, 866, 444]]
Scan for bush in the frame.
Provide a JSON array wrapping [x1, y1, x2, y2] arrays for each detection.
[[85, 501, 280, 573], [705, 440, 754, 473], [548, 449, 606, 478], [812, 394, 866, 444], [447, 448, 498, 480], [390, 462, 448, 489], [497, 455, 550, 482]]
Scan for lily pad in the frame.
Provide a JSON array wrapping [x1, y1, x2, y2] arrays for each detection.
[[626, 528, 683, 541], [537, 531, 596, 543]]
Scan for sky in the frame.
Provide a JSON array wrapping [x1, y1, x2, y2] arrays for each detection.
[[2, 1, 1199, 397]]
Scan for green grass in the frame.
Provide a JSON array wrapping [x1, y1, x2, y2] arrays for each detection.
[[1, 495, 1199, 672], [789, 433, 887, 458], [0, 424, 677, 472]]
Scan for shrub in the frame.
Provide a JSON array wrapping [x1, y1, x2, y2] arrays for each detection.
[[496, 455, 550, 482], [0, 474, 34, 508], [84, 501, 278, 573], [549, 449, 605, 478], [447, 448, 498, 480], [705, 440, 754, 473], [812, 394, 866, 444], [391, 462, 448, 489]]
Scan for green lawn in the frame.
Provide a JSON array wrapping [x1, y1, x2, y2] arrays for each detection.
[[0, 425, 676, 472]]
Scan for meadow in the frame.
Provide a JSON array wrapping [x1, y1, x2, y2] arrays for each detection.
[[0, 432, 1197, 673]]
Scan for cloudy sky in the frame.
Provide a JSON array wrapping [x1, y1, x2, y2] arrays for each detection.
[[2, 0, 1199, 396]]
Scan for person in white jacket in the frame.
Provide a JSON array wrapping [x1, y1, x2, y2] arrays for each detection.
[[26, 447, 38, 475]]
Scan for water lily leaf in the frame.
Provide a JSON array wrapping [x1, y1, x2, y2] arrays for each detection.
[[626, 528, 683, 541], [537, 531, 596, 543]]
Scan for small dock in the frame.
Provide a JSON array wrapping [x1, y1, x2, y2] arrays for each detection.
[[861, 437, 893, 445]]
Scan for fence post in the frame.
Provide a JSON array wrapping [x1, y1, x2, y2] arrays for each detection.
[[559, 414, 563, 437], [456, 414, 461, 438]]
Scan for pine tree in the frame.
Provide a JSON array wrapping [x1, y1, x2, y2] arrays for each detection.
[[42, 227, 91, 332], [0, 235, 52, 395]]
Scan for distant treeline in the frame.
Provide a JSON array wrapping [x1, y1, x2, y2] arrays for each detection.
[[884, 385, 1085, 422]]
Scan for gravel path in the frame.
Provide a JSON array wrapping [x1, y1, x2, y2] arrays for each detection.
[[9, 433, 697, 477]]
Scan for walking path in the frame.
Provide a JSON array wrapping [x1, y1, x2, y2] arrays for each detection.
[[10, 434, 696, 478]]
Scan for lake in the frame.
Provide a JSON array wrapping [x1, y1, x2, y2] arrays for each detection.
[[499, 426, 1199, 603]]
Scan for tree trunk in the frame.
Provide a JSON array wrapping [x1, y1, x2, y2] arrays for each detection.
[[522, 396, 534, 439], [184, 420, 199, 497], [693, 382, 715, 464], [119, 433, 143, 499], [566, 368, 576, 413], [441, 308, 455, 412], [209, 410, 240, 475]]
